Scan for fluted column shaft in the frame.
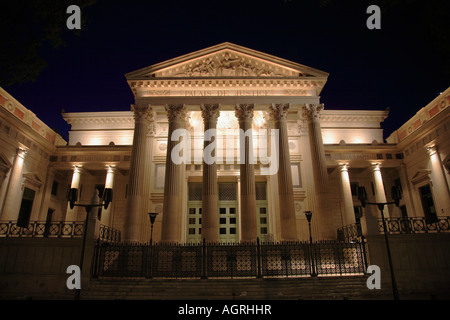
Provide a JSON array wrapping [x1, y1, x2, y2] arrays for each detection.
[[235, 104, 258, 242], [303, 104, 328, 193], [123, 105, 153, 242], [1, 148, 27, 221], [302, 103, 334, 239], [339, 164, 356, 226], [201, 104, 220, 242], [270, 104, 297, 240], [161, 104, 186, 242]]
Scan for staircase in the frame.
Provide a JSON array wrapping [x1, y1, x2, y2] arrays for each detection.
[[81, 276, 395, 300]]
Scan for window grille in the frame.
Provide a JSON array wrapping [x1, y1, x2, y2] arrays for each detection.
[[219, 183, 237, 201], [255, 182, 267, 200], [188, 183, 202, 201]]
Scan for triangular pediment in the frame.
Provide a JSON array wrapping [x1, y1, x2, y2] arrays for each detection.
[[410, 169, 431, 185], [23, 172, 43, 189], [126, 42, 328, 80]]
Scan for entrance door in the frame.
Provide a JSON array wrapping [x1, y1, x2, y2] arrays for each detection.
[[218, 183, 238, 243], [255, 182, 269, 241], [187, 182, 202, 243]]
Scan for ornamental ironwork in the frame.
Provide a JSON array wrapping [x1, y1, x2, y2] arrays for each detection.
[[91, 239, 367, 279], [377, 216, 450, 234], [0, 220, 84, 238]]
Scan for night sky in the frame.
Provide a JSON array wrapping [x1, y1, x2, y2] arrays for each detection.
[[1, 0, 449, 142]]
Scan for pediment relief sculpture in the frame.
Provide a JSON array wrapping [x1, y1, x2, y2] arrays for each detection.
[[158, 51, 303, 78]]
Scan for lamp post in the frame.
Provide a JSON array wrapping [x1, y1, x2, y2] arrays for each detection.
[[358, 185, 401, 300], [67, 187, 113, 300], [304, 211, 317, 277], [147, 212, 158, 279], [148, 212, 158, 245]]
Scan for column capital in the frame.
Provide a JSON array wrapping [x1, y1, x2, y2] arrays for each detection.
[[200, 104, 220, 123], [235, 103, 254, 122], [426, 145, 437, 157], [132, 104, 154, 122], [106, 165, 116, 174], [165, 104, 187, 123], [72, 165, 83, 173], [339, 163, 350, 172], [302, 103, 324, 122], [17, 148, 27, 159], [371, 162, 382, 171], [269, 103, 290, 121]]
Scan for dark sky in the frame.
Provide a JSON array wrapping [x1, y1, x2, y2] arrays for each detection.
[[2, 0, 449, 142]]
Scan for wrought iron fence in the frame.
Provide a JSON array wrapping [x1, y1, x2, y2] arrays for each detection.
[[337, 223, 363, 242], [92, 239, 367, 279], [0, 220, 122, 241], [337, 216, 450, 240], [99, 225, 122, 242], [0, 220, 84, 238], [377, 216, 450, 234]]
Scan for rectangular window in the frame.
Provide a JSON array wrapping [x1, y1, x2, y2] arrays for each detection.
[[419, 184, 437, 224], [17, 187, 36, 228], [291, 163, 302, 188], [350, 182, 359, 197], [51, 181, 58, 196]]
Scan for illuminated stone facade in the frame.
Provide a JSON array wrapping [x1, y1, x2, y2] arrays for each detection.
[[0, 43, 449, 244]]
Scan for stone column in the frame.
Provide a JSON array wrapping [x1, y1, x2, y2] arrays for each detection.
[[161, 104, 186, 242], [1, 148, 27, 221], [339, 164, 356, 226], [123, 104, 153, 242], [427, 146, 450, 215], [65, 165, 83, 222], [371, 163, 390, 217], [269, 103, 297, 240], [140, 112, 156, 243], [200, 104, 220, 242], [235, 103, 258, 242], [302, 103, 334, 239], [100, 165, 116, 227]]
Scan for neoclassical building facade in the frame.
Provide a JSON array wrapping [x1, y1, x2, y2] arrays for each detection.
[[1, 43, 449, 244]]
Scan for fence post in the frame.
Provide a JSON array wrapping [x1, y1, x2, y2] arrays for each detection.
[[256, 237, 262, 278], [201, 238, 207, 279]]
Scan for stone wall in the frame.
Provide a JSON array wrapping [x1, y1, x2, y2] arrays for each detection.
[[0, 238, 82, 299], [365, 233, 450, 294]]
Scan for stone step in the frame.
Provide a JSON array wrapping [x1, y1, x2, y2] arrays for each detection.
[[81, 276, 394, 300]]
